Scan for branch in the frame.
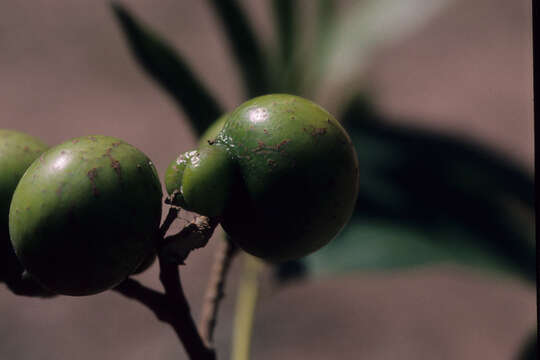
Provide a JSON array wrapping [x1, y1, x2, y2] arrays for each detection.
[[159, 216, 220, 265], [113, 206, 220, 360], [159, 205, 179, 238], [200, 236, 238, 345], [159, 257, 216, 360]]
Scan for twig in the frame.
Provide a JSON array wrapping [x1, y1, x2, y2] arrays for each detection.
[[159, 257, 216, 360], [159, 205, 179, 238], [159, 216, 220, 265], [200, 236, 239, 346], [113, 206, 219, 360]]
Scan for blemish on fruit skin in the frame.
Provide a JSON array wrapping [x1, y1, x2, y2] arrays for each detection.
[[303, 126, 327, 139], [252, 139, 291, 155], [87, 168, 99, 197], [72, 139, 79, 144], [276, 139, 291, 151], [104, 147, 122, 180]]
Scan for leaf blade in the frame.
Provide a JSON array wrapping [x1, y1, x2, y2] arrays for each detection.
[[208, 0, 270, 97], [300, 95, 535, 283], [111, 3, 222, 135]]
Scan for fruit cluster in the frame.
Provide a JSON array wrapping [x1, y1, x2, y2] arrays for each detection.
[[1, 94, 359, 296], [165, 95, 359, 261]]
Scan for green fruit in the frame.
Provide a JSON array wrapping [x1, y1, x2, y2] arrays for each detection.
[[165, 114, 231, 213], [9, 135, 162, 296], [164, 150, 198, 208], [182, 143, 235, 216], [217, 94, 359, 261], [0, 130, 48, 228], [165, 145, 235, 216], [198, 113, 228, 148], [0, 129, 53, 296]]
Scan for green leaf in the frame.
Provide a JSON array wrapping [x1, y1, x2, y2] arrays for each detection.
[[308, 0, 452, 93], [300, 95, 535, 282], [111, 3, 222, 135], [272, 0, 296, 68], [270, 0, 301, 94], [208, 0, 270, 97], [306, 219, 528, 278]]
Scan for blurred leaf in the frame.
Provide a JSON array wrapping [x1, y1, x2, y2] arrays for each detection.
[[208, 0, 270, 97], [306, 220, 523, 276], [270, 0, 302, 94], [300, 95, 535, 282], [272, 0, 296, 68], [296, 0, 335, 96], [111, 3, 222, 135], [518, 330, 537, 360], [308, 0, 452, 93]]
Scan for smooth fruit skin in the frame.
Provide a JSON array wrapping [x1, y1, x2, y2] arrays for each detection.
[[9, 135, 162, 296], [182, 143, 235, 216], [198, 113, 228, 148], [0, 129, 53, 296], [165, 115, 232, 214], [217, 94, 359, 261], [0, 130, 48, 227], [164, 150, 198, 208]]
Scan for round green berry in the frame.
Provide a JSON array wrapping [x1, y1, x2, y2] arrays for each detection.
[[218, 94, 359, 261], [0, 129, 53, 296], [9, 135, 162, 296]]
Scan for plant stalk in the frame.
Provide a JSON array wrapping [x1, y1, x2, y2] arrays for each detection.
[[231, 254, 263, 360]]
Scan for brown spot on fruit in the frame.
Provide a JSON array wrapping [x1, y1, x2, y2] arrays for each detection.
[[87, 168, 99, 197]]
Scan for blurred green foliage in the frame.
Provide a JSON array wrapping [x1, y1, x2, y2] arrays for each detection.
[[112, 1, 534, 356], [112, 0, 534, 286]]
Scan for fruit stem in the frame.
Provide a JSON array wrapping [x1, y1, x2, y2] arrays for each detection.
[[200, 234, 238, 346], [158, 257, 216, 360], [231, 254, 263, 360]]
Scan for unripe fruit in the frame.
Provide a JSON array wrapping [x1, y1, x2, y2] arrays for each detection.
[[0, 129, 53, 296], [165, 113, 231, 213], [164, 95, 359, 262], [198, 113, 228, 148], [9, 135, 162, 296], [181, 143, 235, 216], [164, 150, 198, 208], [218, 94, 359, 261], [0, 130, 48, 227]]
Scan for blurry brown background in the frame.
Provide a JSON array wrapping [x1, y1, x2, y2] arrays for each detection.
[[0, 0, 534, 359]]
